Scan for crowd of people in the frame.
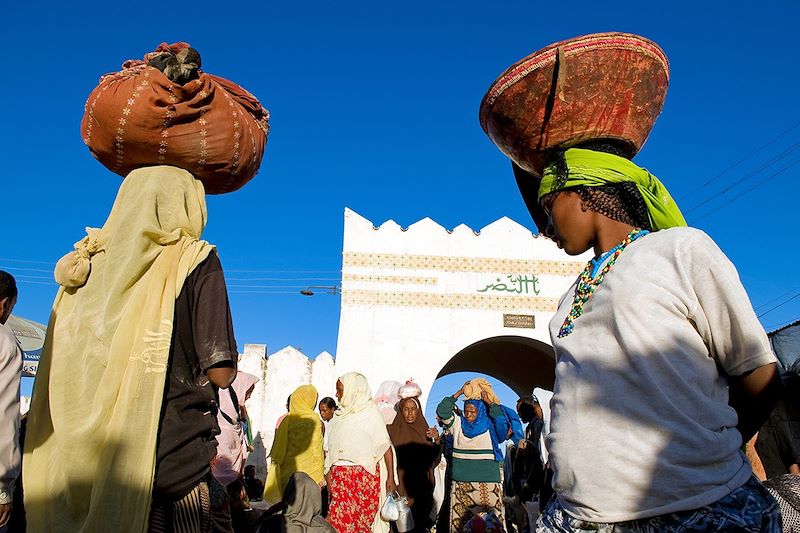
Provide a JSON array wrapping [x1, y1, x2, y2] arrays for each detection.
[[251, 375, 546, 533]]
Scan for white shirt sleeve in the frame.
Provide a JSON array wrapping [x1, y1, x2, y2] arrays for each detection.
[[685, 231, 776, 376]]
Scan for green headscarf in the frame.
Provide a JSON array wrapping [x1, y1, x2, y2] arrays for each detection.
[[538, 148, 687, 230]]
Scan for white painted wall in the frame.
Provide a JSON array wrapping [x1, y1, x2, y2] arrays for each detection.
[[240, 344, 337, 479], [243, 208, 590, 475], [334, 208, 591, 413]]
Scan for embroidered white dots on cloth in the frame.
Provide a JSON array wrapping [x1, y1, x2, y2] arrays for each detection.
[[81, 42, 270, 194]]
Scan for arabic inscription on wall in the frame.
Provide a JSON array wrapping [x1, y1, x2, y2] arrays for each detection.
[[478, 274, 540, 295]]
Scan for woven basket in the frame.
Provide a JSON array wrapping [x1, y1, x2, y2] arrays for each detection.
[[479, 32, 669, 177]]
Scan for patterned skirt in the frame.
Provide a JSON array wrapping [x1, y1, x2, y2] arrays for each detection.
[[450, 480, 505, 532], [328, 464, 380, 533]]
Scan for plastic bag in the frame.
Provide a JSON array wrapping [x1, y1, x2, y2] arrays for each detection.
[[380, 492, 400, 522]]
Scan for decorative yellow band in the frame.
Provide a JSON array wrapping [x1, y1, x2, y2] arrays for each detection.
[[342, 289, 558, 311]]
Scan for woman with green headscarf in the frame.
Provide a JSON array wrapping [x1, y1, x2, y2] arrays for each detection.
[[531, 146, 782, 531]]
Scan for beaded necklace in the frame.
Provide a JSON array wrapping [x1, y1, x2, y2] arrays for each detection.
[[558, 229, 649, 338]]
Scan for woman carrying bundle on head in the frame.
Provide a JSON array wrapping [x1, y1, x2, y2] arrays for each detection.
[[436, 379, 509, 532], [480, 32, 783, 531]]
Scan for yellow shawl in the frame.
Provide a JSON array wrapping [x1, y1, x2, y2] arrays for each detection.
[[23, 166, 214, 533], [264, 384, 324, 503]]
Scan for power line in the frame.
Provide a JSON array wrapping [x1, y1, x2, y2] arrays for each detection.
[[226, 284, 329, 289], [11, 274, 53, 281], [0, 257, 342, 275], [230, 269, 340, 273], [679, 118, 800, 201], [684, 142, 800, 215], [226, 277, 341, 282], [0, 265, 54, 274], [757, 292, 800, 318], [755, 286, 800, 311], [228, 290, 304, 295], [0, 257, 55, 265], [691, 157, 800, 223]]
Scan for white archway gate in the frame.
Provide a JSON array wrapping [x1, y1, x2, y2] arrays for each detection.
[[334, 208, 591, 410]]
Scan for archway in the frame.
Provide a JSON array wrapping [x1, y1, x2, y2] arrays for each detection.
[[436, 335, 555, 396]]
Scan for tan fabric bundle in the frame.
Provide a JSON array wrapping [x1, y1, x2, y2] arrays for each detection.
[[81, 42, 270, 194], [463, 378, 501, 405]]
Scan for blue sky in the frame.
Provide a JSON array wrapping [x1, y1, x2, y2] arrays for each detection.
[[3, 2, 799, 409]]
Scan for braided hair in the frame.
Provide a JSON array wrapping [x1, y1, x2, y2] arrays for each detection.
[[547, 139, 652, 230]]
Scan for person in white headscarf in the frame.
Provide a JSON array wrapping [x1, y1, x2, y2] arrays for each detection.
[[325, 373, 396, 533]]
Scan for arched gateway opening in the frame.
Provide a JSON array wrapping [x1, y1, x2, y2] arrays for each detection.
[[437, 335, 555, 396]]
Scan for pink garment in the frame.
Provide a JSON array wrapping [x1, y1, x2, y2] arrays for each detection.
[[212, 371, 259, 486], [373, 380, 402, 424]]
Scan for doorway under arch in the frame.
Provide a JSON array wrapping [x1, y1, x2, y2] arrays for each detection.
[[436, 335, 555, 397]]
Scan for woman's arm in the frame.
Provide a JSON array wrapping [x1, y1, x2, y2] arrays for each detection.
[[384, 447, 397, 494], [729, 362, 782, 443], [487, 402, 510, 438]]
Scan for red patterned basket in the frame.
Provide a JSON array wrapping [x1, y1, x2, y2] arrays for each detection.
[[479, 32, 669, 177]]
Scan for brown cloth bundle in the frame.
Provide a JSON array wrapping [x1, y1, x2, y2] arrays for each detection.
[[81, 42, 270, 194]]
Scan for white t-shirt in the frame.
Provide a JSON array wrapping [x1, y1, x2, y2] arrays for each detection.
[[547, 227, 776, 522]]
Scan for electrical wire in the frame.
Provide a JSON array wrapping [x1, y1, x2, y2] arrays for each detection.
[[678, 118, 800, 201], [755, 286, 800, 311], [691, 158, 800, 223], [0, 257, 55, 265], [757, 292, 800, 318], [0, 265, 55, 274], [683, 142, 800, 215]]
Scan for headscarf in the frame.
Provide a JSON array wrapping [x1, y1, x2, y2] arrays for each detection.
[[461, 400, 503, 461], [463, 378, 500, 405], [24, 166, 214, 533], [538, 148, 686, 230], [463, 378, 523, 445], [387, 397, 441, 510], [280, 472, 336, 533], [325, 373, 391, 473], [265, 385, 324, 503], [218, 371, 259, 431], [374, 380, 402, 424], [214, 371, 260, 486], [387, 397, 430, 448]]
